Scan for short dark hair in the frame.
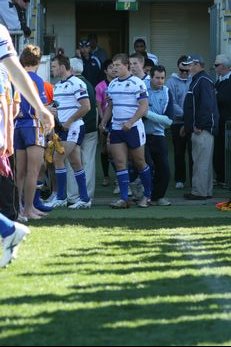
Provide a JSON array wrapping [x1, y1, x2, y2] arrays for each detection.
[[177, 55, 188, 67], [150, 65, 166, 78], [134, 38, 146, 48], [144, 58, 155, 68], [103, 59, 113, 71], [52, 55, 70, 71]]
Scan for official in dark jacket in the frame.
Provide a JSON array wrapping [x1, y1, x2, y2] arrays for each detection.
[[214, 54, 231, 187], [182, 54, 219, 200]]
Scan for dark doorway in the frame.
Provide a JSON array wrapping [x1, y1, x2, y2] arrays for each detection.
[[76, 1, 129, 59]]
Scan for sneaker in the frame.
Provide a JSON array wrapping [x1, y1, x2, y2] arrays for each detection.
[[17, 214, 28, 223], [43, 192, 57, 204], [0, 222, 30, 268], [175, 182, 184, 189], [46, 197, 67, 208], [151, 198, 171, 206], [67, 196, 81, 206], [137, 196, 150, 208], [128, 185, 133, 197], [110, 199, 130, 209], [113, 183, 120, 194], [68, 199, 91, 209], [130, 179, 144, 200]]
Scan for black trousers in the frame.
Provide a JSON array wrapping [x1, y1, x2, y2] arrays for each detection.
[[0, 156, 19, 221], [213, 122, 225, 183], [171, 124, 192, 184], [145, 135, 170, 201]]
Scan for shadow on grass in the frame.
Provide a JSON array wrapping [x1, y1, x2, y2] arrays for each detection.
[[29, 217, 231, 230], [1, 230, 231, 346], [0, 275, 231, 346]]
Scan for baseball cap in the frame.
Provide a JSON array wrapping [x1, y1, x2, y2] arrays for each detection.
[[79, 39, 90, 48], [182, 54, 205, 65]]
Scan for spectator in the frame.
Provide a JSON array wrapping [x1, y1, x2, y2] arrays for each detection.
[[183, 54, 219, 200], [77, 39, 103, 87], [144, 65, 174, 206], [95, 59, 116, 187], [214, 54, 231, 188], [134, 38, 158, 65], [166, 55, 192, 189], [88, 32, 108, 64]]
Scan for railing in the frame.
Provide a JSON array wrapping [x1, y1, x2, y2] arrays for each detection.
[[9, 30, 24, 55]]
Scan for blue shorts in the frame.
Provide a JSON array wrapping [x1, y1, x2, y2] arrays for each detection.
[[57, 124, 85, 146], [110, 125, 146, 149], [14, 127, 45, 150]]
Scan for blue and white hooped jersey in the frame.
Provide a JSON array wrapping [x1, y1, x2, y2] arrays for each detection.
[[0, 24, 17, 61], [107, 75, 148, 130], [54, 75, 89, 125]]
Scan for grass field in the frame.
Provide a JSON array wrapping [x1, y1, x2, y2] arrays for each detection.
[[0, 205, 231, 346], [0, 144, 231, 346]]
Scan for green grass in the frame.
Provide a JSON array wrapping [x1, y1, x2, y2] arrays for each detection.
[[0, 142, 231, 346], [0, 208, 231, 346]]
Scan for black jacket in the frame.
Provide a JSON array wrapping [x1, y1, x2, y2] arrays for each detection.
[[215, 75, 231, 128], [183, 70, 219, 135]]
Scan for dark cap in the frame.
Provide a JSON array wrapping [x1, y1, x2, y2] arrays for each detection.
[[79, 39, 90, 48], [182, 54, 205, 65]]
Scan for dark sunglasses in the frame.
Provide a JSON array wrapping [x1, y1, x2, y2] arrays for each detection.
[[179, 68, 189, 73], [214, 63, 221, 67]]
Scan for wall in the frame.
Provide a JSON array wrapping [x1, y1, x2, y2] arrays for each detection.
[[129, 3, 151, 53], [45, 1, 76, 57]]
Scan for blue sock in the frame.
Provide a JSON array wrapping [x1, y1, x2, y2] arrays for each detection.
[[139, 165, 151, 198], [55, 168, 67, 200], [116, 170, 129, 201], [0, 213, 15, 238], [74, 169, 89, 202]]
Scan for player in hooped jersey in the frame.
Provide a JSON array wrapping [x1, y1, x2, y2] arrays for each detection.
[[48, 54, 91, 209], [101, 53, 151, 208]]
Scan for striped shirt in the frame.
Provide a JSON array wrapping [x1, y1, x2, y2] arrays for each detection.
[[54, 75, 89, 124], [107, 75, 148, 130], [0, 24, 17, 61]]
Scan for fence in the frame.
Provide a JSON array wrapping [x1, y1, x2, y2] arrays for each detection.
[[225, 120, 231, 188]]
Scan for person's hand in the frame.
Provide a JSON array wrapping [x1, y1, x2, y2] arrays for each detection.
[[62, 120, 72, 130], [122, 120, 133, 132], [39, 108, 55, 135], [193, 127, 202, 135], [99, 121, 106, 133]]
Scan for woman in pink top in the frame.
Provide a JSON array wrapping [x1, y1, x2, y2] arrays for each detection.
[[95, 59, 116, 186]]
